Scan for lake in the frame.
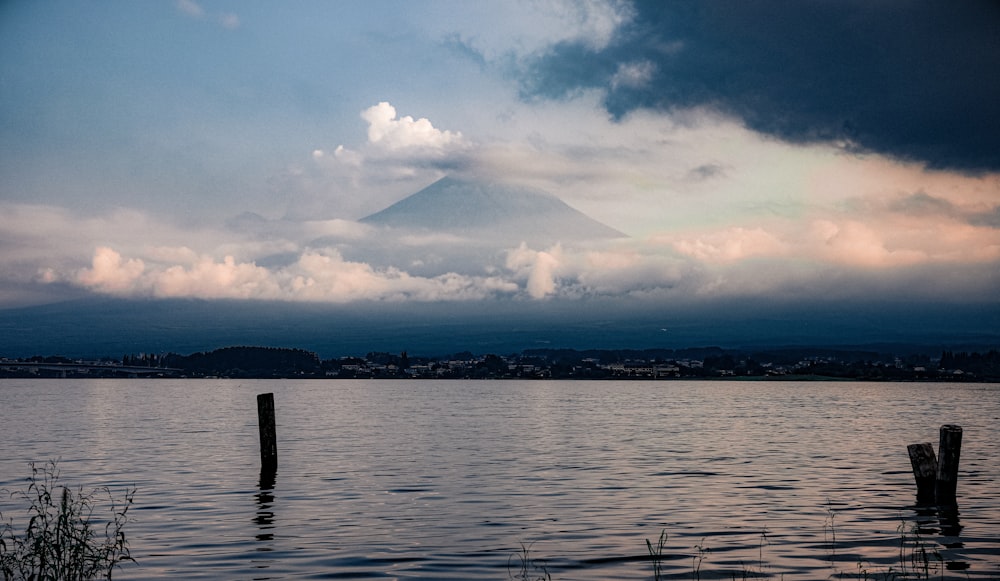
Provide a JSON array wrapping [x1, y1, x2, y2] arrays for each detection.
[[1, 379, 998, 580]]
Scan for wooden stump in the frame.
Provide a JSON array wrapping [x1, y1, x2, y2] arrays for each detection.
[[257, 393, 278, 473], [906, 442, 937, 504], [935, 424, 962, 506]]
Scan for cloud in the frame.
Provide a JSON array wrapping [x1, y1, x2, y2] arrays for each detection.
[[506, 243, 562, 298], [75, 247, 281, 300], [0, 203, 225, 271], [218, 12, 240, 30], [520, 1, 1000, 172], [669, 227, 787, 264], [11, 189, 999, 309], [176, 0, 204, 18], [176, 0, 240, 29], [969, 207, 1000, 229], [5, 94, 998, 310], [656, 204, 1000, 271], [266, 94, 1000, 307], [0, 202, 300, 305], [288, 250, 517, 302], [431, 0, 634, 63], [686, 163, 727, 182], [887, 192, 959, 218], [67, 246, 521, 303], [282, 102, 470, 220], [610, 60, 656, 90], [882, 191, 1000, 230], [543, 0, 635, 52], [361, 102, 464, 151], [77, 247, 146, 295]]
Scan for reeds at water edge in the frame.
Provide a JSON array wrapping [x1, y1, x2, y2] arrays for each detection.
[[0, 461, 135, 581]]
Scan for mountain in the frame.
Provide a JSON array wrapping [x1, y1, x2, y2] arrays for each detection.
[[359, 176, 626, 245]]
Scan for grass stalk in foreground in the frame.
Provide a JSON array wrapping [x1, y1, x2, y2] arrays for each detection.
[[508, 541, 551, 581], [519, 510, 986, 581], [0, 461, 135, 581], [646, 529, 667, 581]]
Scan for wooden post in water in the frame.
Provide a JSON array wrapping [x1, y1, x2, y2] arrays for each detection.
[[257, 393, 278, 473], [935, 424, 962, 506], [906, 442, 937, 504]]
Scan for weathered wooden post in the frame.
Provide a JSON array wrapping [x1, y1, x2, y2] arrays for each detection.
[[906, 442, 937, 504], [935, 424, 962, 506], [257, 393, 278, 473]]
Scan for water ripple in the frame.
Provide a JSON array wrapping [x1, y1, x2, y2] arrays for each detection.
[[1, 379, 998, 580]]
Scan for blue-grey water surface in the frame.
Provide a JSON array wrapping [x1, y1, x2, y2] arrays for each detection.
[[1, 379, 998, 580]]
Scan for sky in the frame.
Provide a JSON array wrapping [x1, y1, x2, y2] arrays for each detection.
[[1, 1, 999, 351]]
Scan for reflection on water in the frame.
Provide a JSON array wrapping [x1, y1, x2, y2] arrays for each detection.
[[252, 468, 277, 578], [255, 469, 276, 543], [0, 379, 997, 580], [911, 504, 965, 571], [937, 506, 963, 539]]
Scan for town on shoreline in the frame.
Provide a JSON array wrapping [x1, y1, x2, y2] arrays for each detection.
[[3, 345, 999, 381]]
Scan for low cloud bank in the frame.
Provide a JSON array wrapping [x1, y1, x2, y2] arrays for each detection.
[[72, 246, 518, 303], [3, 181, 998, 308], [43, 204, 1000, 305], [3, 99, 999, 309]]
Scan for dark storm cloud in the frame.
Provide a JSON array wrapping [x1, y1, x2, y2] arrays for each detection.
[[520, 1, 1000, 172]]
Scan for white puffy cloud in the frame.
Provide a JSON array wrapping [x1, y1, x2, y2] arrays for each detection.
[[67, 246, 521, 303], [505, 243, 563, 298], [361, 102, 463, 151], [154, 255, 277, 299], [502, 240, 700, 300], [287, 250, 517, 302], [77, 247, 146, 295]]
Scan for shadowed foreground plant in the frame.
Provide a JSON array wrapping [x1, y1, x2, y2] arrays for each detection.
[[508, 541, 551, 581], [693, 537, 710, 580], [646, 529, 667, 581], [897, 519, 944, 580], [0, 461, 135, 581]]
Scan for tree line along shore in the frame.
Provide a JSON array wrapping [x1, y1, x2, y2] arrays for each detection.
[[3, 346, 999, 381]]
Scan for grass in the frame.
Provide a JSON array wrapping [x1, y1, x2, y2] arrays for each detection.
[[646, 529, 667, 580], [508, 541, 551, 581], [0, 461, 135, 581], [898, 520, 945, 580], [843, 519, 947, 581], [503, 510, 994, 581]]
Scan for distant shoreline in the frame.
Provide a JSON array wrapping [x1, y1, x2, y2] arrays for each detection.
[[3, 345, 998, 382]]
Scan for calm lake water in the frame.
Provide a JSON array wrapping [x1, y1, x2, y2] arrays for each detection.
[[1, 379, 998, 580]]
